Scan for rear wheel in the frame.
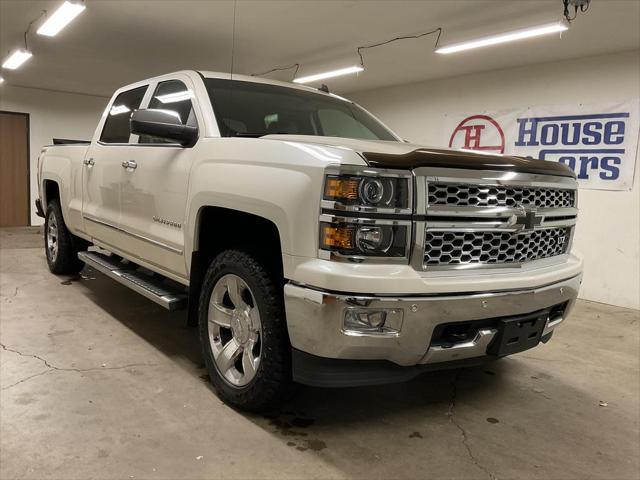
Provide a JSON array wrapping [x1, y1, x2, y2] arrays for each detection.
[[44, 199, 87, 274], [199, 250, 291, 412]]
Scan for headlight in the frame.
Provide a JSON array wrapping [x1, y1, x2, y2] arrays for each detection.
[[323, 173, 411, 212], [319, 166, 413, 263], [319, 219, 409, 258]]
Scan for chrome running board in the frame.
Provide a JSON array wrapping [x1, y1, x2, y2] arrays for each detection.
[[78, 251, 187, 311]]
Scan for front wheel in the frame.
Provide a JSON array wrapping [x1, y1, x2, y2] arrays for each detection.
[[44, 199, 87, 274], [198, 250, 291, 412]]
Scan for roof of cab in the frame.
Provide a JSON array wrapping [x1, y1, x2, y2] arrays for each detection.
[[110, 69, 354, 104]]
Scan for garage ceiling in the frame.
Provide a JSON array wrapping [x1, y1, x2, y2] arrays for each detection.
[[1, 0, 638, 97]]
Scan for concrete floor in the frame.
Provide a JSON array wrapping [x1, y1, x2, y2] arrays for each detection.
[[1, 227, 638, 480]]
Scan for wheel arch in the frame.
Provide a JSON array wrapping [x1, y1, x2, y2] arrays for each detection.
[[185, 204, 286, 327], [193, 205, 284, 279], [42, 178, 61, 207]]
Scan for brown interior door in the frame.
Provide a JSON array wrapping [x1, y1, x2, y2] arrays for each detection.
[[0, 112, 30, 227]]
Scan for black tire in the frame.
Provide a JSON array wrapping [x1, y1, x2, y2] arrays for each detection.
[[198, 249, 291, 412], [44, 199, 88, 274]]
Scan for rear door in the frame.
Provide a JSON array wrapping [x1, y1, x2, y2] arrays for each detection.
[[117, 75, 201, 278], [82, 85, 148, 248]]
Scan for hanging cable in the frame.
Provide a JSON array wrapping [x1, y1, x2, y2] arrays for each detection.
[[230, 0, 237, 79], [563, 0, 591, 23], [251, 63, 300, 78], [23, 10, 47, 50], [563, 0, 577, 22], [253, 28, 443, 82], [356, 27, 443, 69]]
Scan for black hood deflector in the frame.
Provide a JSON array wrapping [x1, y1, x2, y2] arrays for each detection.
[[361, 148, 575, 178]]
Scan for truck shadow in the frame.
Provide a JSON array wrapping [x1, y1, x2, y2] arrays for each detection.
[[74, 264, 509, 421], [251, 361, 511, 444], [74, 266, 203, 368]]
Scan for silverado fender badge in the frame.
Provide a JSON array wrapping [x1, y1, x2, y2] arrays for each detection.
[[152, 216, 182, 229]]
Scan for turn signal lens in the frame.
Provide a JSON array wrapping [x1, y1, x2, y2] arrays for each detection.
[[324, 177, 359, 201], [321, 224, 355, 249]]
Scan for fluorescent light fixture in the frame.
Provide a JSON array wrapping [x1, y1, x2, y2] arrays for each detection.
[[37, 1, 86, 37], [435, 21, 568, 54], [293, 65, 364, 84], [155, 90, 194, 104], [2, 49, 33, 70], [109, 105, 131, 116], [0, 77, 4, 84]]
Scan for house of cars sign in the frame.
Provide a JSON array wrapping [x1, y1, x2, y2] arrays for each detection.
[[446, 100, 639, 190]]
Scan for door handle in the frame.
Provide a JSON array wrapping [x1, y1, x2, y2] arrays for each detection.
[[121, 160, 137, 170], [83, 158, 95, 167]]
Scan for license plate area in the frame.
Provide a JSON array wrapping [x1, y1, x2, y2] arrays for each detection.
[[487, 310, 549, 356]]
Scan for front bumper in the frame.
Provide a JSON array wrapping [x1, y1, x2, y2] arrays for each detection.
[[284, 274, 581, 376]]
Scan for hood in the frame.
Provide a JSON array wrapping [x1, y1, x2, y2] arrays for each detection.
[[262, 135, 575, 178]]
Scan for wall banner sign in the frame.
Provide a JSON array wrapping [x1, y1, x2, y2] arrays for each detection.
[[444, 100, 640, 190]]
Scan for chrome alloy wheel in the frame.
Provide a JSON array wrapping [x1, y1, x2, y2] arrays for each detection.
[[208, 274, 262, 387], [46, 214, 59, 261]]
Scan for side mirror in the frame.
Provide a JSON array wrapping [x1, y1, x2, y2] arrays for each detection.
[[130, 109, 198, 147]]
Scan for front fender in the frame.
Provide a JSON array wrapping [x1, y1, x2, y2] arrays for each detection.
[[185, 162, 324, 271]]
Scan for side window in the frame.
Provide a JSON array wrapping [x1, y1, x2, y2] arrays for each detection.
[[100, 86, 147, 143], [139, 80, 197, 144]]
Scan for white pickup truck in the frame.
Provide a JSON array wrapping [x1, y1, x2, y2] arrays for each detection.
[[37, 70, 583, 411]]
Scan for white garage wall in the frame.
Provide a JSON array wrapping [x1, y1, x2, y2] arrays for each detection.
[[0, 85, 108, 226], [349, 50, 640, 310]]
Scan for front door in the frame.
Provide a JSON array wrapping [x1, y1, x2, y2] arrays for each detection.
[[118, 77, 200, 279], [82, 85, 148, 247]]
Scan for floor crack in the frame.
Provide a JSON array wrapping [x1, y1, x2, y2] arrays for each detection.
[[1, 370, 52, 391], [0, 342, 157, 374], [1, 278, 46, 298], [447, 370, 497, 480]]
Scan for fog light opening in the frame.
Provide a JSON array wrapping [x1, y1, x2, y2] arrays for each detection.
[[343, 308, 403, 336]]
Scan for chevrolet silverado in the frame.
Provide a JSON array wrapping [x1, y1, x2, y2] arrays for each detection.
[[36, 70, 583, 411]]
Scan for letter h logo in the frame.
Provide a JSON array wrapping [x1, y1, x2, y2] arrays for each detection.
[[460, 125, 485, 149]]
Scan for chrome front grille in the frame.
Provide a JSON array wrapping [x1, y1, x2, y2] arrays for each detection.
[[413, 168, 579, 271], [427, 183, 576, 208], [424, 228, 570, 266]]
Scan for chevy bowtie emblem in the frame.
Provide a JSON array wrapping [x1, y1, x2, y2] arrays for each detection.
[[509, 207, 544, 232]]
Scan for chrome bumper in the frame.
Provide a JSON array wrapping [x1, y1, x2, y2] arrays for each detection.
[[284, 274, 581, 367]]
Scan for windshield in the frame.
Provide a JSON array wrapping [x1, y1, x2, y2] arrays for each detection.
[[204, 78, 398, 141]]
